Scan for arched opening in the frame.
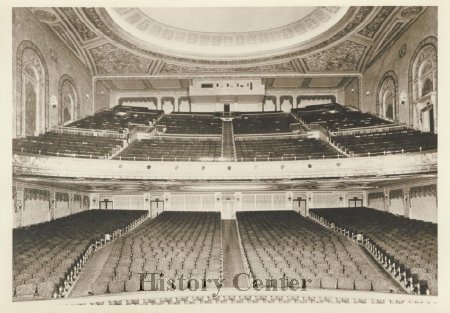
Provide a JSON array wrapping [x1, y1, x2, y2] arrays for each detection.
[[15, 41, 48, 138], [409, 39, 437, 133], [162, 101, 174, 114], [377, 73, 397, 121], [58, 75, 79, 125]]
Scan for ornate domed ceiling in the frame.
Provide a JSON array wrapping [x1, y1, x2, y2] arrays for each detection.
[[104, 7, 349, 60], [29, 6, 427, 75]]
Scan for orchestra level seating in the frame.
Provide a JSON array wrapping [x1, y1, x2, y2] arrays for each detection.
[[13, 132, 124, 158], [13, 210, 147, 299], [331, 130, 437, 155], [156, 113, 222, 134], [88, 212, 221, 295], [233, 113, 298, 134], [234, 138, 343, 161], [237, 211, 401, 292], [309, 208, 437, 295], [114, 137, 222, 161]]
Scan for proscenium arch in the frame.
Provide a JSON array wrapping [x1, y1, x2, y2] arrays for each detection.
[[376, 70, 398, 121], [408, 36, 437, 126], [15, 40, 49, 138], [58, 74, 80, 125]]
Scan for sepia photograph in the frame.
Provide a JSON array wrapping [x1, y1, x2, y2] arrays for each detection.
[[3, 1, 449, 311]]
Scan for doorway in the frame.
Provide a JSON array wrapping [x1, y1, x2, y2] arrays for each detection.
[[150, 199, 164, 218], [99, 199, 113, 210], [224, 103, 230, 115], [222, 197, 235, 219], [348, 197, 363, 207], [293, 197, 307, 216]]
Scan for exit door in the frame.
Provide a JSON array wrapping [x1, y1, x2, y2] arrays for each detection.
[[222, 198, 235, 219], [100, 199, 113, 210], [224, 103, 230, 115], [150, 200, 164, 218], [348, 197, 363, 207], [293, 197, 307, 216]]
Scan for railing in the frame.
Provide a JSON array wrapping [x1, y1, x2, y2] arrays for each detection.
[[235, 218, 253, 288], [234, 133, 307, 141], [58, 212, 149, 299], [330, 123, 408, 137], [14, 147, 437, 162], [308, 211, 429, 296], [50, 126, 126, 139]]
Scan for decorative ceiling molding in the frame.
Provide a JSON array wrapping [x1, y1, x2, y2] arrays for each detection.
[[160, 62, 296, 74], [90, 43, 165, 75], [24, 6, 429, 77], [302, 40, 366, 72], [80, 7, 373, 66], [357, 6, 396, 38]]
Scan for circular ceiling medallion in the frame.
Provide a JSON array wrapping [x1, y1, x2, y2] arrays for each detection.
[[104, 6, 350, 60], [33, 9, 58, 23]]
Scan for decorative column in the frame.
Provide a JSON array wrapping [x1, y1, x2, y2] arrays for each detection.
[[15, 183, 24, 228], [163, 192, 170, 213], [403, 187, 411, 218], [50, 188, 56, 221], [286, 191, 293, 210], [306, 192, 313, 215], [383, 187, 390, 213]]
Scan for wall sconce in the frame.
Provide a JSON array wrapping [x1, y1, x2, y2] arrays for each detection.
[[51, 95, 57, 109], [216, 197, 220, 201], [288, 196, 292, 201], [165, 198, 169, 202], [366, 91, 370, 96], [339, 196, 343, 201], [308, 196, 311, 201], [351, 88, 354, 93], [145, 198, 149, 202], [236, 198, 240, 202], [86, 94, 90, 99], [400, 92, 407, 105]]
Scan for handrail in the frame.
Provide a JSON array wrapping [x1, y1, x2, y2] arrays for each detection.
[[13, 147, 436, 162], [330, 124, 408, 137], [50, 126, 125, 139], [308, 211, 427, 295]]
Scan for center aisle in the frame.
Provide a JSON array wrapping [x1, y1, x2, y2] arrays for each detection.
[[221, 220, 248, 290]]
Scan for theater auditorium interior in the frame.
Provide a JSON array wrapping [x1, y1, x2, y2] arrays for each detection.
[[9, 5, 442, 306]]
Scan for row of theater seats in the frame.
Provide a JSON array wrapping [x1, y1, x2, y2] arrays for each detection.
[[13, 132, 124, 158], [332, 130, 437, 155], [13, 210, 147, 299], [309, 208, 437, 295], [114, 138, 222, 161], [89, 212, 222, 295], [156, 114, 223, 134], [67, 106, 163, 131], [234, 138, 343, 161], [293, 103, 391, 131], [237, 211, 400, 292], [233, 113, 298, 134]]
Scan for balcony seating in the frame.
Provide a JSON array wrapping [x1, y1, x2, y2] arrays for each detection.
[[235, 138, 343, 161], [156, 113, 222, 134], [13, 210, 147, 299], [90, 212, 221, 294], [293, 103, 390, 131], [331, 130, 437, 155], [67, 106, 163, 131], [237, 211, 399, 292], [13, 132, 124, 158], [114, 137, 222, 161], [309, 207, 437, 295], [233, 113, 297, 134]]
